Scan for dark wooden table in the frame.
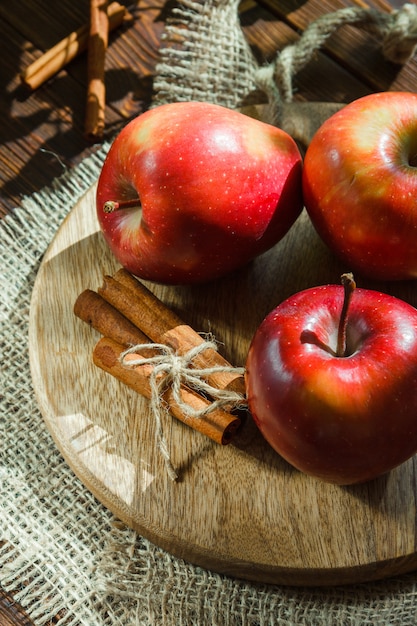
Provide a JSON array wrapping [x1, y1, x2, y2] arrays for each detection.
[[1, 0, 414, 623]]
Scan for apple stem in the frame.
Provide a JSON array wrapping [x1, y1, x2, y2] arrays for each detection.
[[103, 198, 140, 213], [336, 272, 356, 358]]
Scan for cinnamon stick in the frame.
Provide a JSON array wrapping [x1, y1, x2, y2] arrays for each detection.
[[85, 0, 109, 141], [93, 337, 241, 445], [20, 2, 127, 91], [74, 289, 149, 347], [98, 269, 246, 396]]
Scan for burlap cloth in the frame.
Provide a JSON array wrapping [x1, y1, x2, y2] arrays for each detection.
[[2, 1, 417, 624]]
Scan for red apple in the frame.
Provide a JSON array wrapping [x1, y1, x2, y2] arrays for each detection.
[[302, 91, 417, 281], [96, 101, 303, 284], [245, 274, 417, 484]]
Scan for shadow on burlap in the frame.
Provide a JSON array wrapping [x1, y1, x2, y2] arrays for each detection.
[[2, 1, 417, 624]]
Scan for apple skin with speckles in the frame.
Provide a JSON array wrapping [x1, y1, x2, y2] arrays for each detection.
[[303, 91, 417, 281], [96, 101, 303, 284], [245, 281, 417, 485]]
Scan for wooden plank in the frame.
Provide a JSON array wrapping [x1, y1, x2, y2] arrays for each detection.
[[0, 2, 166, 215], [0, 587, 34, 626], [101, 5, 168, 121], [0, 0, 89, 50]]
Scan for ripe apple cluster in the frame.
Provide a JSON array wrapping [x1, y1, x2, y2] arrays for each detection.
[[96, 94, 417, 484], [244, 91, 417, 483]]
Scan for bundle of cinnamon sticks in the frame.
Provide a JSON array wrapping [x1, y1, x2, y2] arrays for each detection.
[[74, 269, 247, 446]]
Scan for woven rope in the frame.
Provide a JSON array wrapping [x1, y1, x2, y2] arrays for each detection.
[[3, 1, 417, 624], [254, 3, 417, 123]]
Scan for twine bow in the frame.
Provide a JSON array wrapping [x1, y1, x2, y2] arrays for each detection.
[[120, 341, 246, 481], [255, 3, 417, 124]]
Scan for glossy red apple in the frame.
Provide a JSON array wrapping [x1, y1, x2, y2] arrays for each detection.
[[96, 101, 303, 284], [303, 91, 417, 281], [245, 274, 417, 484]]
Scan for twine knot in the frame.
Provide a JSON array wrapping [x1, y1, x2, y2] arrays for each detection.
[[120, 340, 246, 481], [255, 4, 417, 124]]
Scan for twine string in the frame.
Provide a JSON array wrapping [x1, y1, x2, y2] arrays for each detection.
[[120, 341, 246, 481], [255, 3, 417, 124]]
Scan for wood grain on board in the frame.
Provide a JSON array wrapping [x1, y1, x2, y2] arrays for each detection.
[[29, 184, 417, 587]]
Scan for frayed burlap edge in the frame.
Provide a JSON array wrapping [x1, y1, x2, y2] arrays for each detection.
[[93, 520, 417, 626]]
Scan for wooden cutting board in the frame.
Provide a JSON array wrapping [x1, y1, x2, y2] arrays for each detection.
[[29, 183, 417, 586]]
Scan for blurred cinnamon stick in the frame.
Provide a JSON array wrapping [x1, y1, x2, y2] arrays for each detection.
[[74, 288, 150, 348], [85, 0, 110, 141], [20, 1, 127, 91]]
